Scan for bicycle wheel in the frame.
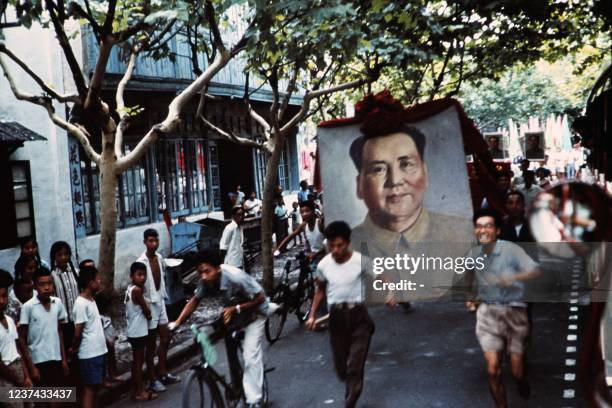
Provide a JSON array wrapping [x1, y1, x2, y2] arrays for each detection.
[[182, 368, 225, 408], [265, 286, 288, 344], [296, 270, 314, 323]]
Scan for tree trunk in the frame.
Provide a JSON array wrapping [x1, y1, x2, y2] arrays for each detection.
[[97, 128, 119, 296], [261, 133, 286, 293]]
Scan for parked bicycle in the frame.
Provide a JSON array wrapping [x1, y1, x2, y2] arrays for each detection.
[[265, 251, 315, 343], [182, 316, 273, 408]]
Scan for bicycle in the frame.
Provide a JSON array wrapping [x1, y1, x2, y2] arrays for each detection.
[[265, 251, 315, 344], [182, 316, 273, 408]]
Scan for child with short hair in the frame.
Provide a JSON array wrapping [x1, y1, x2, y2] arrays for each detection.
[[126, 262, 157, 401], [290, 201, 303, 247], [0, 269, 33, 407], [70, 266, 107, 408], [78, 259, 122, 388], [18, 267, 69, 390], [6, 278, 34, 324]]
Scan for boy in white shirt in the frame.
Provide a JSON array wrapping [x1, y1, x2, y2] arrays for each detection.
[[69, 266, 107, 408], [0, 269, 32, 408], [136, 228, 180, 392], [18, 267, 69, 392], [125, 262, 157, 401]]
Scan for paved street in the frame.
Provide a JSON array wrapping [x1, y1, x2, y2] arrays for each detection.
[[109, 299, 587, 407]]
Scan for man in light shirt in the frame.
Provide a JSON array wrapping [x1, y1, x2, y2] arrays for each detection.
[[244, 191, 262, 217], [220, 207, 245, 268], [306, 221, 395, 408]]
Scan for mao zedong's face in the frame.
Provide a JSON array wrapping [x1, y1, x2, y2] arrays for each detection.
[[356, 132, 428, 228], [488, 137, 499, 149]]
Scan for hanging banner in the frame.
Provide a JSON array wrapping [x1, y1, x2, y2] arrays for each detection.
[[68, 136, 86, 238]]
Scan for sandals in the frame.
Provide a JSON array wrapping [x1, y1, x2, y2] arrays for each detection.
[[102, 376, 125, 388], [133, 391, 159, 402]]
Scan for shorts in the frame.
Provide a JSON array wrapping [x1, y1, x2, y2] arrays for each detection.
[[79, 355, 106, 385], [148, 302, 169, 330], [128, 335, 148, 350], [34, 360, 64, 387], [0, 359, 31, 407], [476, 303, 529, 355]]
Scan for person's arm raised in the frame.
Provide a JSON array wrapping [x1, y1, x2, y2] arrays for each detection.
[[169, 295, 201, 330], [275, 222, 305, 254]]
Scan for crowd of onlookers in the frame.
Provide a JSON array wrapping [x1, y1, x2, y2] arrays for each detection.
[[0, 230, 181, 407]]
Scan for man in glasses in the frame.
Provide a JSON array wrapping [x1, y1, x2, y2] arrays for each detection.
[[465, 209, 540, 407]]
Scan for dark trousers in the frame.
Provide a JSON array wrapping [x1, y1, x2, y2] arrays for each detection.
[[329, 304, 375, 408]]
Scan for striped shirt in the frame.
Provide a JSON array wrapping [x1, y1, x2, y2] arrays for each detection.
[[52, 265, 79, 322]]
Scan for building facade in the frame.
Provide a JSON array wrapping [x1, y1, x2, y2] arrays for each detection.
[[0, 17, 302, 289]]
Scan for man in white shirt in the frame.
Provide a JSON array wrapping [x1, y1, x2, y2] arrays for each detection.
[[244, 191, 262, 217], [136, 229, 180, 393], [306, 221, 395, 408], [220, 207, 245, 268], [517, 170, 542, 210]]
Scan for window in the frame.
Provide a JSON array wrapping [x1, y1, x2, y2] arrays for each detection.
[[0, 160, 35, 249], [120, 145, 152, 226], [81, 145, 164, 235], [252, 138, 292, 196], [156, 138, 208, 217], [278, 144, 291, 191]]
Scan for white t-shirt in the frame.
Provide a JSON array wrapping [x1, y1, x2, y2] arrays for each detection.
[[72, 296, 108, 359], [20, 296, 67, 364], [316, 251, 371, 304], [244, 198, 262, 216], [0, 316, 20, 365], [220, 220, 244, 267]]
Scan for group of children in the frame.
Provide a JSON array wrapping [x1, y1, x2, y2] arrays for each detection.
[[0, 230, 178, 406], [0, 238, 107, 408]]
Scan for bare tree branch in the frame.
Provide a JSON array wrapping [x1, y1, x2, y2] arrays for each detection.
[[84, 40, 114, 110], [46, 0, 88, 98], [115, 21, 149, 43], [0, 55, 100, 164], [429, 40, 455, 101], [186, 21, 203, 75], [0, 43, 80, 103], [204, 0, 226, 54], [102, 0, 118, 35], [114, 48, 138, 158], [144, 18, 177, 50], [196, 76, 270, 152], [242, 72, 272, 135], [67, 2, 102, 42], [117, 44, 234, 173], [278, 61, 300, 122], [268, 68, 281, 135], [281, 71, 379, 135], [200, 114, 270, 152]]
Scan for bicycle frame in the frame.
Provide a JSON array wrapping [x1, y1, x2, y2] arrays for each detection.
[[187, 322, 251, 404]]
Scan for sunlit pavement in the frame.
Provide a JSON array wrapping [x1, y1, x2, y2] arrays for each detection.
[[109, 297, 587, 407]]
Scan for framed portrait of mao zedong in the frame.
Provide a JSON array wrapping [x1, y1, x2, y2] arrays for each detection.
[[317, 91, 476, 302]]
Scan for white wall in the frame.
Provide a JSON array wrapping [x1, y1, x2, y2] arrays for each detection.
[[0, 23, 76, 271]]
